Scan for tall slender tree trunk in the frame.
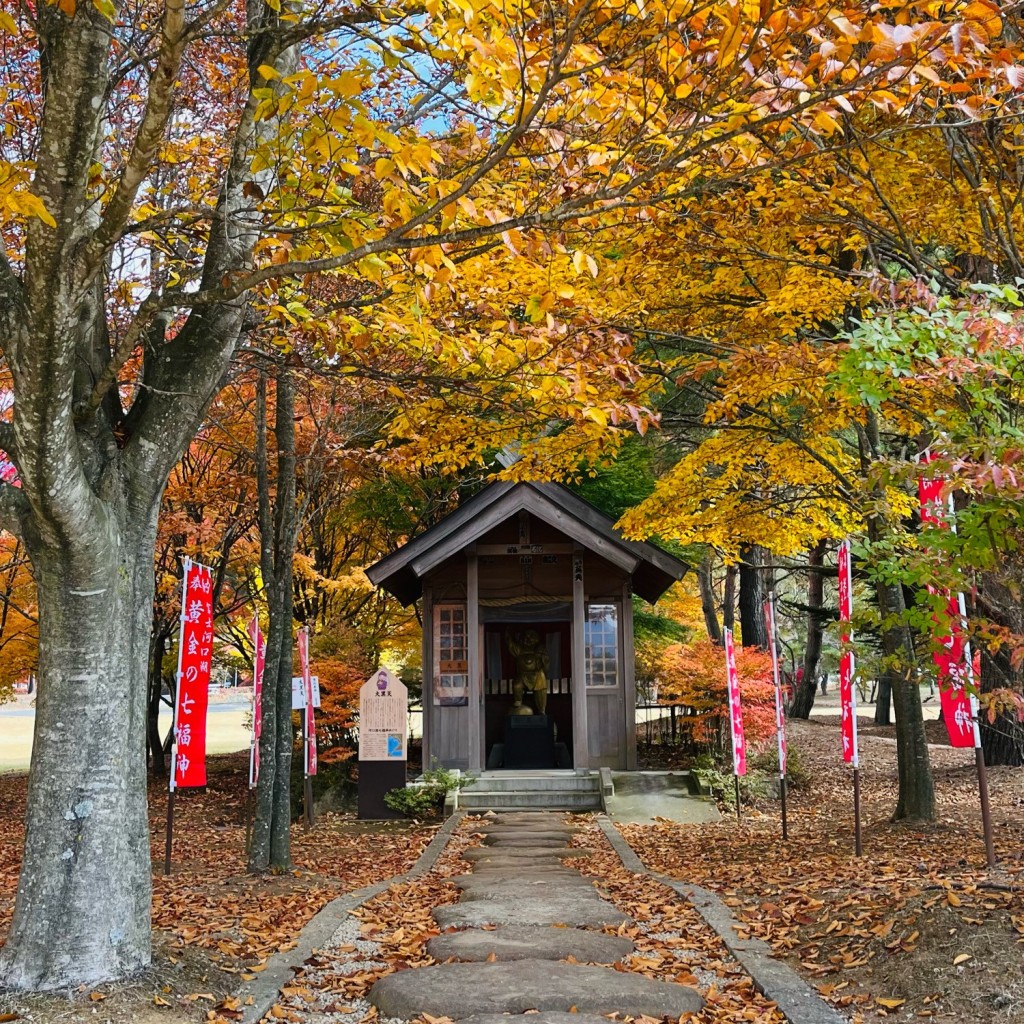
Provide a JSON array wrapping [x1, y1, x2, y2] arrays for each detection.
[[876, 572, 935, 820], [147, 631, 168, 776], [738, 543, 769, 649], [0, 508, 159, 989], [697, 552, 722, 645], [789, 540, 827, 719], [873, 673, 893, 725], [722, 564, 737, 634], [248, 367, 299, 872]]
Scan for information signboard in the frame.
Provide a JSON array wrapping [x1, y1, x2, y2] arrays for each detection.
[[358, 667, 408, 761]]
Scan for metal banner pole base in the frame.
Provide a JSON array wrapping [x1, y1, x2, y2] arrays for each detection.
[[304, 775, 315, 829], [163, 790, 176, 876], [780, 775, 789, 840], [975, 747, 997, 870], [853, 767, 863, 856]]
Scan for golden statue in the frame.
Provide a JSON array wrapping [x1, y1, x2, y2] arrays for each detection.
[[508, 629, 549, 715]]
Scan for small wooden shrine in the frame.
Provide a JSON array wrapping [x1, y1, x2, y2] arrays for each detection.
[[366, 481, 686, 771]]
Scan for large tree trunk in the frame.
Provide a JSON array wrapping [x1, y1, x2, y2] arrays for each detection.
[[876, 576, 935, 821], [0, 511, 159, 989], [738, 544, 769, 649], [789, 540, 827, 719]]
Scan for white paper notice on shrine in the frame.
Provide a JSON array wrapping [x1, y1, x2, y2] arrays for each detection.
[[358, 668, 408, 761]]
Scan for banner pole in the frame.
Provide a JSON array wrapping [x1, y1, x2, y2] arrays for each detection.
[[853, 766, 863, 857], [165, 556, 191, 876], [302, 696, 314, 829], [734, 774, 741, 821], [780, 776, 788, 840], [163, 791, 176, 876], [975, 748, 996, 869], [766, 592, 788, 842]]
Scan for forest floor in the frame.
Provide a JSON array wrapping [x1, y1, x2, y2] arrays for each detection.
[[626, 712, 1024, 1023], [0, 753, 437, 1024], [1, 711, 1022, 1024]]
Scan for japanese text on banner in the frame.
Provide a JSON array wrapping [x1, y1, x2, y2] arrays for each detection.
[[724, 628, 747, 776], [918, 461, 977, 748], [172, 560, 214, 789], [838, 540, 859, 766]]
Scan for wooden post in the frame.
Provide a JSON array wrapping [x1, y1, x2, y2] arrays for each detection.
[[422, 588, 433, 769], [571, 546, 589, 769], [467, 547, 482, 771], [622, 583, 637, 770]]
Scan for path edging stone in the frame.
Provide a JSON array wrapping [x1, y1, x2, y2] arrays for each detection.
[[596, 815, 847, 1024], [239, 811, 464, 1024]]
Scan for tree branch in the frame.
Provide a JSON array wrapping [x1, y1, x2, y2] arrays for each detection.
[[0, 481, 28, 538]]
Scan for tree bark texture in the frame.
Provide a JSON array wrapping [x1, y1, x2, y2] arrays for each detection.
[[737, 544, 769, 649], [873, 673, 893, 726], [697, 553, 722, 645], [789, 540, 827, 719], [876, 576, 936, 821], [722, 564, 737, 634], [248, 369, 300, 873], [0, 4, 297, 989]]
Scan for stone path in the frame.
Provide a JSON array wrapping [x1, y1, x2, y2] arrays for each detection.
[[369, 812, 703, 1020]]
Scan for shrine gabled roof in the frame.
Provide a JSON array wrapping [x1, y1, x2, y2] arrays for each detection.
[[365, 481, 688, 606]]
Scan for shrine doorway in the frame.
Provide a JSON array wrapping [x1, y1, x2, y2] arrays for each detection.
[[481, 604, 573, 769]]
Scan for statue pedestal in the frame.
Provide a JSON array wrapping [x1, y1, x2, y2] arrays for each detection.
[[503, 714, 556, 770]]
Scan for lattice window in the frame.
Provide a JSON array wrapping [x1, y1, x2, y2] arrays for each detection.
[[585, 603, 619, 688], [434, 603, 468, 706]]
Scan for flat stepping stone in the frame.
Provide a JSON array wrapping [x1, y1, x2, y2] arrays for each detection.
[[427, 925, 634, 964], [453, 874, 594, 891], [479, 827, 577, 835], [461, 1014, 614, 1024], [483, 838, 570, 849], [459, 881, 604, 903], [369, 960, 702, 1018], [434, 896, 631, 930], [464, 847, 592, 862], [482, 832, 574, 845]]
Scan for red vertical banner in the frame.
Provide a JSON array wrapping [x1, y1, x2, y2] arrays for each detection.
[[764, 594, 787, 776], [298, 627, 317, 776], [724, 627, 747, 776], [170, 559, 214, 790], [918, 462, 978, 749], [838, 539, 859, 767], [248, 616, 266, 788]]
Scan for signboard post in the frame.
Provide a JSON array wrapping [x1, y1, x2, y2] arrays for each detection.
[[357, 667, 408, 820], [164, 557, 214, 875]]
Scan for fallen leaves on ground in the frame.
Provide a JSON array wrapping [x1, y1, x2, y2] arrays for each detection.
[[623, 716, 1024, 1022]]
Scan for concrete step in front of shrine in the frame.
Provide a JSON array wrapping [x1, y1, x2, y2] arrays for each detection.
[[368, 811, 703, 1021], [453, 771, 603, 812]]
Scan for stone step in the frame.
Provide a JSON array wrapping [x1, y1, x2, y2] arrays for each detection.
[[427, 925, 634, 964], [466, 774, 601, 792], [459, 791, 601, 811], [369, 959, 702, 1019]]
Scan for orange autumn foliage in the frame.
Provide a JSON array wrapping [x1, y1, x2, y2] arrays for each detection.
[[657, 639, 777, 754]]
